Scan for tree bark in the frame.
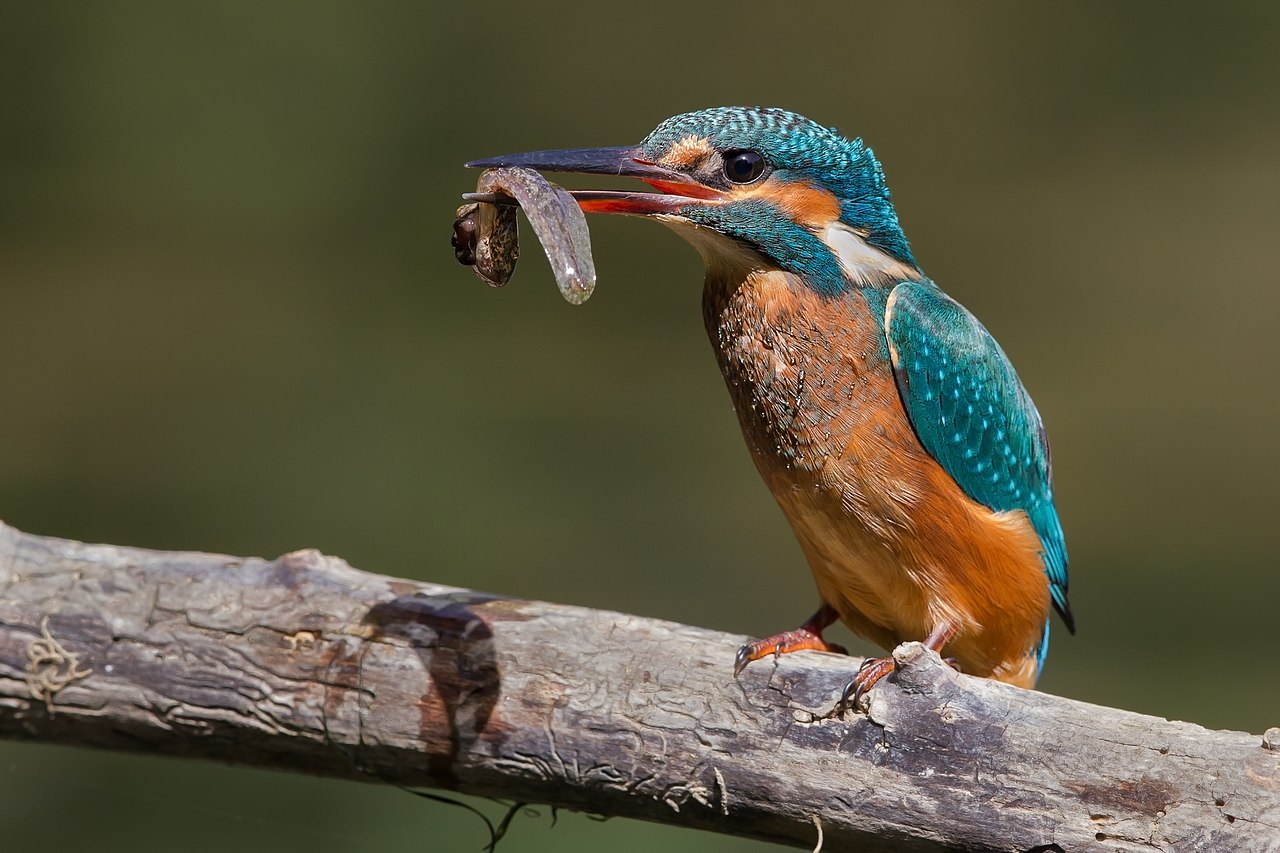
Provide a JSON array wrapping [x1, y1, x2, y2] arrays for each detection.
[[0, 521, 1276, 851]]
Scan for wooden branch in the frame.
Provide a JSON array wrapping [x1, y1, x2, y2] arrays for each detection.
[[0, 521, 1276, 851]]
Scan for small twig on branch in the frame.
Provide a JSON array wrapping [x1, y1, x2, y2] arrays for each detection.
[[0, 521, 1276, 850]]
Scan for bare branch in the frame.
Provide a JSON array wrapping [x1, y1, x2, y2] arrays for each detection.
[[0, 521, 1276, 850]]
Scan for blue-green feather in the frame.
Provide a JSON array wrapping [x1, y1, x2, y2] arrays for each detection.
[[682, 200, 848, 296], [1035, 620, 1051, 673], [640, 107, 916, 268], [885, 280, 1073, 639]]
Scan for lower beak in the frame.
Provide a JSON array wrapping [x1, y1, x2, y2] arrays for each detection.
[[465, 145, 718, 215]]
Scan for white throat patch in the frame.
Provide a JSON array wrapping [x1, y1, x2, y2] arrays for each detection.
[[656, 214, 769, 279]]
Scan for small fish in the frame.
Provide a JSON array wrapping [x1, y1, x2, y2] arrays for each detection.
[[452, 167, 597, 305]]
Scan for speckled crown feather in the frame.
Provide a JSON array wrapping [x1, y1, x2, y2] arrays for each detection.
[[640, 107, 914, 266]]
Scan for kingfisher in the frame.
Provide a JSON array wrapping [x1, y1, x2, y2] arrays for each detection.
[[467, 107, 1074, 699]]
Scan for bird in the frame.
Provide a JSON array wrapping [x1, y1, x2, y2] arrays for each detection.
[[466, 106, 1074, 700]]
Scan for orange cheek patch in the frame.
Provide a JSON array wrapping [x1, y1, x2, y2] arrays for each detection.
[[734, 178, 841, 229], [658, 135, 713, 169]]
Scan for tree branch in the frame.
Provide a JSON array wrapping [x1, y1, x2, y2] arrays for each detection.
[[0, 521, 1276, 851]]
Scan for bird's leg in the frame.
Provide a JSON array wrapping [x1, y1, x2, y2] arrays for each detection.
[[734, 603, 848, 677], [839, 622, 958, 710]]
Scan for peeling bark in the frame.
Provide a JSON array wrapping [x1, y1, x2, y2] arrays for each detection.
[[0, 521, 1276, 851]]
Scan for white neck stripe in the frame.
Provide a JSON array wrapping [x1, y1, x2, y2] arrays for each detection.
[[821, 222, 918, 287]]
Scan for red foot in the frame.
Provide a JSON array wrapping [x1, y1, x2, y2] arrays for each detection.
[[837, 624, 961, 712], [734, 630, 847, 677], [734, 604, 847, 677], [839, 656, 896, 709]]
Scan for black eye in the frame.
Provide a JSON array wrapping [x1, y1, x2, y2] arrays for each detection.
[[723, 149, 766, 184]]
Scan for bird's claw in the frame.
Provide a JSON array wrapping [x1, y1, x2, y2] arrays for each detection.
[[833, 653, 962, 714], [837, 656, 896, 713], [733, 631, 848, 678]]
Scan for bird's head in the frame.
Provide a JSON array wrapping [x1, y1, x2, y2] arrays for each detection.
[[467, 107, 920, 294]]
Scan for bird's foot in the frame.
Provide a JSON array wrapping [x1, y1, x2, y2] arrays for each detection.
[[837, 656, 896, 711], [734, 604, 846, 677], [836, 651, 963, 714], [734, 629, 847, 677]]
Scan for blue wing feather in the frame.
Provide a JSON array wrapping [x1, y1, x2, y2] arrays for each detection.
[[885, 280, 1073, 635]]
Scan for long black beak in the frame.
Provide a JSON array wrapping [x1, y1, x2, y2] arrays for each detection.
[[466, 146, 685, 182], [465, 146, 720, 215]]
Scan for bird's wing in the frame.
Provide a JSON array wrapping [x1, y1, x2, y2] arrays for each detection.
[[885, 280, 1073, 632]]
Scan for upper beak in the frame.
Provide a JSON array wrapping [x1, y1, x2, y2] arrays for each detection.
[[465, 145, 719, 215]]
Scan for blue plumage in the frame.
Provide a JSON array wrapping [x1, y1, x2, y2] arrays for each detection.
[[641, 107, 915, 266], [682, 200, 850, 296], [886, 280, 1074, 634]]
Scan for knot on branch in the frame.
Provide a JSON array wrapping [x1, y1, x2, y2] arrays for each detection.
[[25, 616, 93, 712], [890, 640, 959, 695]]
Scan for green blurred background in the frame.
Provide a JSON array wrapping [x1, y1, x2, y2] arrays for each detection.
[[2, 2, 1277, 850]]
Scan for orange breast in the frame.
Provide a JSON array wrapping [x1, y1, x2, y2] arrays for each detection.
[[703, 269, 1050, 686]]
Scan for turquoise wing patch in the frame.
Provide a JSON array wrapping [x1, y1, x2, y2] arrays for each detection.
[[885, 280, 1073, 634]]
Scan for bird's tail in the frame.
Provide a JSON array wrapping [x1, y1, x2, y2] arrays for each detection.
[[1032, 618, 1051, 683]]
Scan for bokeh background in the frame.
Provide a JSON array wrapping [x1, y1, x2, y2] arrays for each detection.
[[2, 3, 1278, 850]]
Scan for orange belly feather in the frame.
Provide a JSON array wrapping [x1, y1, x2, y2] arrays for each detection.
[[704, 268, 1050, 687]]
